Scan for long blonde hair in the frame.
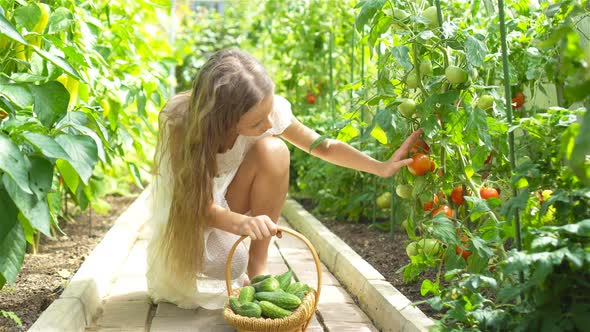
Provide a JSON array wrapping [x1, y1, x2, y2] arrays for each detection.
[[153, 49, 274, 285]]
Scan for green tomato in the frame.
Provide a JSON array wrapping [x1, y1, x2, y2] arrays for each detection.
[[476, 95, 494, 110], [396, 184, 414, 199], [422, 6, 439, 28], [376, 192, 392, 209], [406, 72, 419, 89], [445, 66, 468, 84], [406, 242, 418, 257], [398, 99, 416, 117], [418, 238, 441, 257], [393, 8, 410, 21], [419, 59, 432, 75]]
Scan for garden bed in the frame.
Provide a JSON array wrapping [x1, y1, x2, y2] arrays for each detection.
[[0, 192, 138, 331], [296, 198, 440, 319]]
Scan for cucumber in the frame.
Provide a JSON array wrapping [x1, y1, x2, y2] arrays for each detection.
[[253, 277, 280, 292], [236, 302, 262, 318], [254, 291, 302, 310], [229, 296, 241, 314], [259, 300, 293, 319], [286, 282, 310, 294], [293, 290, 306, 300], [238, 286, 255, 304], [276, 270, 293, 290], [250, 274, 271, 284]]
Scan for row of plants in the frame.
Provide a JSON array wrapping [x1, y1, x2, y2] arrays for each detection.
[[233, 0, 590, 330], [0, 0, 176, 297]]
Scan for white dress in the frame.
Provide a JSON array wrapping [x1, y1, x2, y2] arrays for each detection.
[[144, 94, 294, 310]]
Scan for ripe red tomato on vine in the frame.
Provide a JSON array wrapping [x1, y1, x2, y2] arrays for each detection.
[[408, 153, 432, 176], [512, 91, 525, 109], [422, 194, 439, 211], [306, 92, 316, 104], [480, 187, 499, 200], [451, 186, 466, 205], [455, 236, 472, 260], [432, 205, 453, 218]]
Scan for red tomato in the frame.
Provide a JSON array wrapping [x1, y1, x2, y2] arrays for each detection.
[[306, 92, 316, 104], [455, 236, 472, 259], [430, 160, 436, 172], [480, 187, 499, 200], [451, 186, 465, 205], [422, 194, 439, 211], [411, 138, 431, 154], [512, 92, 525, 109], [432, 205, 453, 218], [408, 153, 432, 176]]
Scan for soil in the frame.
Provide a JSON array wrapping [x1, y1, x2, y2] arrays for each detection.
[[296, 198, 441, 319], [0, 191, 138, 331]]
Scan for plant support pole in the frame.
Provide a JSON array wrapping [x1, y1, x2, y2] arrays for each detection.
[[498, 0, 522, 253]]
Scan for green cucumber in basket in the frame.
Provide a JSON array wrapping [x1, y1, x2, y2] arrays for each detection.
[[254, 291, 302, 310], [229, 296, 241, 314], [250, 274, 271, 284], [259, 300, 293, 319], [236, 302, 262, 318], [276, 270, 294, 290], [238, 286, 255, 304], [286, 282, 311, 294], [253, 277, 280, 292]]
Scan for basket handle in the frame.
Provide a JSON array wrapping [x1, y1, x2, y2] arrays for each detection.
[[225, 226, 322, 303]]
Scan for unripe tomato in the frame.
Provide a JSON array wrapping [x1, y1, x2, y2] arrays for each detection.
[[512, 91, 525, 109], [445, 66, 468, 84], [432, 205, 452, 218], [376, 192, 392, 209], [398, 98, 416, 117], [480, 187, 499, 200], [393, 8, 410, 21], [418, 238, 441, 257], [396, 184, 413, 199], [422, 194, 439, 211], [420, 59, 432, 75], [476, 95, 494, 110], [406, 72, 419, 89], [422, 6, 439, 28], [406, 241, 418, 257], [408, 153, 431, 176], [451, 186, 465, 205], [306, 92, 316, 104]]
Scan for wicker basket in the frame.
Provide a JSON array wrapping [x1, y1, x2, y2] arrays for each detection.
[[223, 226, 322, 332]]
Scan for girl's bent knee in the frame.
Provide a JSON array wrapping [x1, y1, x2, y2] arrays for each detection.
[[253, 137, 290, 174]]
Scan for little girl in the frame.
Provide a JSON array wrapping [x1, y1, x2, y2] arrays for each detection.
[[145, 49, 422, 310]]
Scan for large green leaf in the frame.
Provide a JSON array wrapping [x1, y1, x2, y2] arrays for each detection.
[[569, 110, 590, 186], [0, 10, 27, 44], [55, 134, 97, 184], [0, 83, 33, 109], [14, 4, 41, 32], [0, 134, 32, 194], [28, 157, 53, 200], [32, 48, 84, 82], [47, 7, 73, 34], [0, 188, 26, 286], [56, 159, 79, 194], [355, 0, 386, 31], [3, 173, 51, 237], [465, 35, 488, 67], [29, 82, 69, 128], [21, 132, 70, 160]]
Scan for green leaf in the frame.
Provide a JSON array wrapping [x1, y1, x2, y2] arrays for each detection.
[[47, 8, 73, 34], [54, 135, 98, 184], [56, 159, 79, 193], [0, 134, 32, 194], [29, 82, 69, 127], [464, 196, 491, 221], [0, 10, 27, 44], [431, 217, 459, 244], [32, 48, 84, 82], [3, 172, 51, 237], [22, 132, 70, 160], [127, 162, 144, 189], [465, 35, 488, 67], [0, 83, 34, 109], [420, 279, 439, 296], [370, 124, 387, 144], [355, 0, 386, 31], [391, 46, 412, 70], [470, 236, 494, 258], [14, 4, 41, 32], [0, 188, 26, 286], [137, 88, 147, 116], [569, 110, 590, 186]]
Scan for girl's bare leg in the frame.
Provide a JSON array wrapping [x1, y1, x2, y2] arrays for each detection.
[[225, 136, 290, 279]]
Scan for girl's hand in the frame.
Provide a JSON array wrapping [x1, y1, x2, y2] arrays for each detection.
[[239, 215, 280, 240], [379, 129, 424, 178]]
